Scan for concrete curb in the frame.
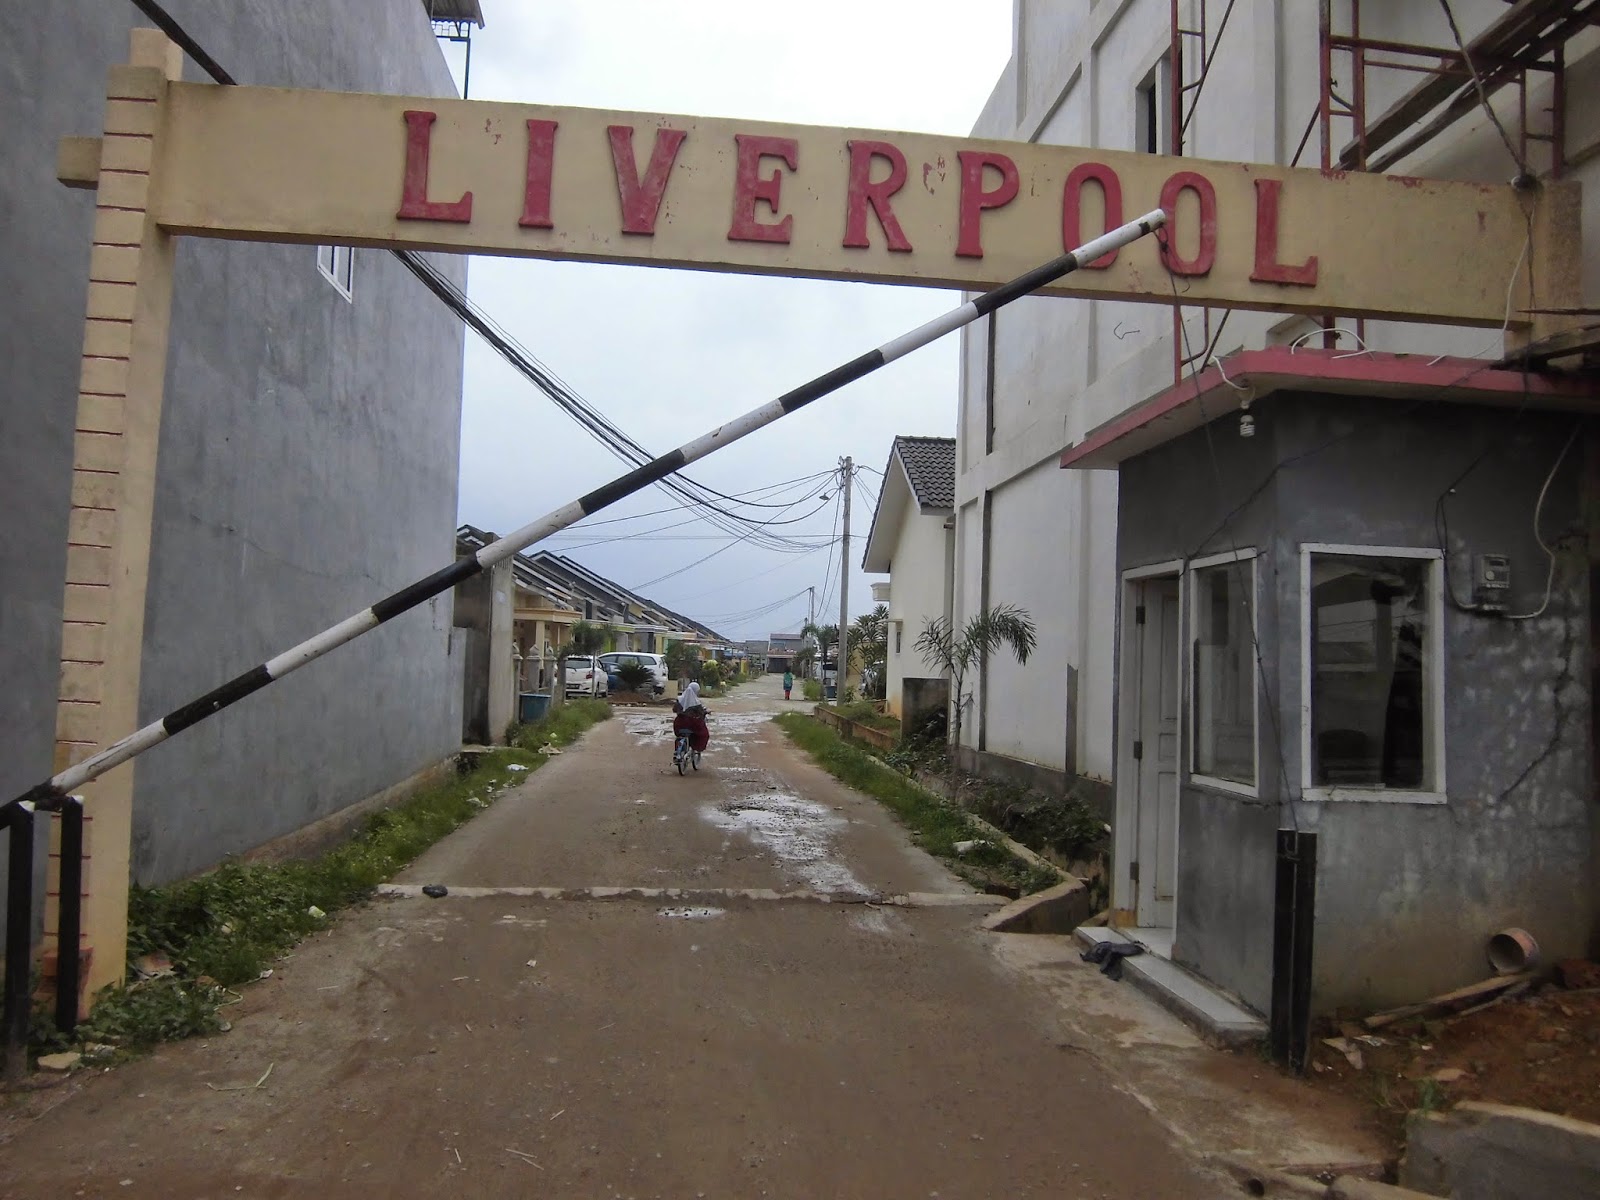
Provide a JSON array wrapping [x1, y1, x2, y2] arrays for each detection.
[[1207, 1157, 1402, 1199], [1329, 1178, 1438, 1200], [378, 883, 1009, 908], [961, 811, 1065, 880], [981, 878, 1093, 934], [1403, 1101, 1600, 1199]]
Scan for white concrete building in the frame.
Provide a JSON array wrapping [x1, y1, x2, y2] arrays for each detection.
[[954, 1, 1600, 1033], [955, 0, 1600, 793], [861, 437, 957, 720]]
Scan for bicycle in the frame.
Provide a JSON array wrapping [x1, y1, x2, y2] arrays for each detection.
[[672, 728, 701, 774], [672, 706, 707, 775]]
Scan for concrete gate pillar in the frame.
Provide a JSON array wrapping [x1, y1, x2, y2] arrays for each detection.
[[486, 558, 515, 742], [47, 31, 183, 1002]]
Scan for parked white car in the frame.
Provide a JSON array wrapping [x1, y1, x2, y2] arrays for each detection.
[[564, 655, 608, 698], [597, 651, 667, 694]]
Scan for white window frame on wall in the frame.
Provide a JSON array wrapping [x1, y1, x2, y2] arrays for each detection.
[[316, 244, 354, 301], [1187, 548, 1260, 798], [1299, 543, 1446, 805]]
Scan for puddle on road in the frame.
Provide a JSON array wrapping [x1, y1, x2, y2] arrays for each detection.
[[626, 708, 777, 762], [658, 906, 725, 920], [700, 791, 867, 894], [624, 715, 674, 746], [707, 710, 778, 735]]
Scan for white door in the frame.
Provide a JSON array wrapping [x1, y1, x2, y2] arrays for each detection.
[[1133, 578, 1181, 928]]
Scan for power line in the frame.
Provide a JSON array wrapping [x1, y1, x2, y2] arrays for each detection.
[[1435, 0, 1529, 178], [816, 480, 845, 623], [630, 479, 836, 590], [693, 588, 811, 626], [666, 539, 832, 604], [543, 481, 834, 550], [125, 0, 826, 555], [557, 470, 835, 529]]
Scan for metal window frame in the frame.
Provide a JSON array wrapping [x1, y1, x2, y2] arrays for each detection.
[[1188, 547, 1260, 798], [1299, 543, 1446, 805], [317, 244, 354, 302]]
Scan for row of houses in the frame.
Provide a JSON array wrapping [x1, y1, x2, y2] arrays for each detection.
[[454, 524, 738, 741], [865, 0, 1600, 1028]]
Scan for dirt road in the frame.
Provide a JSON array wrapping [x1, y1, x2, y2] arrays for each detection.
[[1, 677, 1217, 1198]]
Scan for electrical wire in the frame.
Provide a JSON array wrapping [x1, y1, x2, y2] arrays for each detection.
[[1435, 0, 1530, 179], [394, 253, 830, 552], [693, 588, 811, 626], [556, 470, 835, 530], [1163, 243, 1298, 822], [1502, 422, 1581, 621], [814, 487, 844, 621], [667, 540, 833, 604], [123, 0, 834, 557], [630, 479, 838, 590], [544, 481, 834, 549]]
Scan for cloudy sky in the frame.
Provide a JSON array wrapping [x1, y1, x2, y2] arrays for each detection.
[[443, 2, 1012, 642]]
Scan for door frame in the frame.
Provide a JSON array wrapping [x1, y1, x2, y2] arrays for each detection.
[[1114, 560, 1185, 933]]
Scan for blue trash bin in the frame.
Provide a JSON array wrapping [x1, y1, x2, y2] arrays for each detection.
[[520, 692, 551, 722]]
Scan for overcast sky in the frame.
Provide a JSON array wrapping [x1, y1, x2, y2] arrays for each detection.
[[444, 2, 1012, 643]]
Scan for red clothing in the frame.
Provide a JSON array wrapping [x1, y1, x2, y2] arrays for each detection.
[[673, 710, 709, 752]]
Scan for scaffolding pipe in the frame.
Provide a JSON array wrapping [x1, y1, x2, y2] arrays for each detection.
[[7, 209, 1168, 815]]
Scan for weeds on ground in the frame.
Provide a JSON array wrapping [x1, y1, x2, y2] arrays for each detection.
[[774, 713, 1059, 895], [830, 699, 900, 733], [36, 702, 611, 1060], [969, 779, 1106, 862], [506, 697, 611, 752], [801, 679, 824, 702]]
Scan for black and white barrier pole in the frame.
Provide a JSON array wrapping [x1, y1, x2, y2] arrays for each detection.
[[10, 208, 1166, 812]]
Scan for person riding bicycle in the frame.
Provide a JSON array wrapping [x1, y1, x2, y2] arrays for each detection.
[[672, 679, 710, 754]]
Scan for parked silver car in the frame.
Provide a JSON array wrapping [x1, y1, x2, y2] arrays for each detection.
[[563, 655, 609, 698]]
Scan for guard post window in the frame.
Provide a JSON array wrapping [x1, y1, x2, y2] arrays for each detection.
[[1303, 549, 1442, 796], [317, 244, 354, 299], [1190, 551, 1256, 789]]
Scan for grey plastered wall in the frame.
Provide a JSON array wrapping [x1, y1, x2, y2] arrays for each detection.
[[1117, 408, 1285, 1016], [0, 0, 468, 888], [1116, 390, 1594, 1016], [1271, 395, 1593, 1013]]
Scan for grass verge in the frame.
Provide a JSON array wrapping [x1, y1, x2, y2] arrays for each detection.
[[32, 699, 611, 1061], [774, 713, 1059, 896]]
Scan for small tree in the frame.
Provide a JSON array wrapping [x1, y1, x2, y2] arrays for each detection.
[[790, 642, 816, 678], [915, 604, 1037, 762], [801, 621, 839, 681], [562, 621, 607, 657], [848, 605, 889, 700], [616, 662, 653, 692], [664, 640, 701, 682]]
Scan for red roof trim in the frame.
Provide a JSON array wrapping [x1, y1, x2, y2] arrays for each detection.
[[1061, 348, 1597, 470]]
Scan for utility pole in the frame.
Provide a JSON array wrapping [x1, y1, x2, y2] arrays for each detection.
[[837, 456, 852, 698], [808, 585, 815, 631]]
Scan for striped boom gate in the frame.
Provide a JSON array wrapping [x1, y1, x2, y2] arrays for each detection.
[[6, 209, 1165, 815]]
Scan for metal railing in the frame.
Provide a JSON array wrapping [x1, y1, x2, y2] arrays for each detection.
[[3, 797, 84, 1080]]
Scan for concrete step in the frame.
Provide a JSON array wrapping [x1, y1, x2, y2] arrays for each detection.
[[1075, 925, 1267, 1048]]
